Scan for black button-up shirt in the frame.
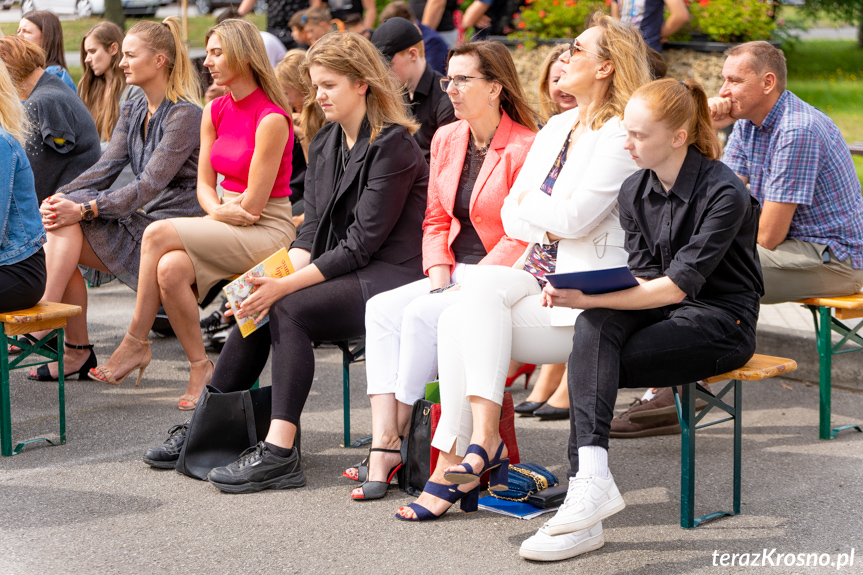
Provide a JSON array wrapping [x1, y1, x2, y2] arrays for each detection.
[[619, 147, 763, 320], [408, 64, 457, 163]]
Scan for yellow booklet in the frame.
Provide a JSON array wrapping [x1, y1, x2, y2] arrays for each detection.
[[223, 247, 295, 337]]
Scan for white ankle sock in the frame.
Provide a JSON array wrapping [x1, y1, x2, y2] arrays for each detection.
[[577, 446, 609, 479], [641, 389, 656, 402]]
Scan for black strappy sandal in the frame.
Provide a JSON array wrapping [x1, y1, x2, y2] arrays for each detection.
[[28, 343, 97, 381], [351, 447, 403, 501]]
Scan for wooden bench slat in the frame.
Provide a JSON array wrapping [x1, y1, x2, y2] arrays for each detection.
[[0, 302, 82, 325], [702, 353, 797, 383], [797, 294, 863, 310]]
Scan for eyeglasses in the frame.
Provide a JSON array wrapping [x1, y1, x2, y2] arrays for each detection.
[[439, 75, 490, 92], [568, 37, 602, 59]]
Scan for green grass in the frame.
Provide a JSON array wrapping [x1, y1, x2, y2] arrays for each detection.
[[784, 40, 863, 185], [0, 14, 266, 53]]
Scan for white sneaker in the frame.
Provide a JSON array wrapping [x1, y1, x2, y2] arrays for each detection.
[[546, 473, 625, 536], [519, 521, 604, 562]]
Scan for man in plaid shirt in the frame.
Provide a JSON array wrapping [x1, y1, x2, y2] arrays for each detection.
[[709, 41, 863, 304]]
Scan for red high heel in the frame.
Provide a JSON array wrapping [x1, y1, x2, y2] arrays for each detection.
[[505, 363, 536, 389]]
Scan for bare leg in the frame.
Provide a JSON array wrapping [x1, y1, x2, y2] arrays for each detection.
[[544, 365, 571, 409], [265, 419, 297, 450], [396, 449, 480, 519], [524, 362, 566, 404], [157, 249, 213, 402], [31, 225, 109, 377], [442, 395, 506, 477], [95, 221, 188, 381], [350, 393, 405, 497]]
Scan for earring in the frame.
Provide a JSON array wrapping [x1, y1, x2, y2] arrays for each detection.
[[488, 94, 493, 108]]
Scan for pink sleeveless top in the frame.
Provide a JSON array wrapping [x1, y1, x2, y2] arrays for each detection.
[[209, 87, 293, 197]]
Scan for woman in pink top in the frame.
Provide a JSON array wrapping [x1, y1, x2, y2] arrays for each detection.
[[90, 19, 296, 410]]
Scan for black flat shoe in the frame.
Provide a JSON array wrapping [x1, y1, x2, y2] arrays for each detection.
[[27, 344, 96, 381], [534, 403, 570, 420], [514, 401, 545, 416]]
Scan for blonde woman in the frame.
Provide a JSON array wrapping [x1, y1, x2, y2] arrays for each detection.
[[397, 14, 652, 522], [275, 49, 326, 227], [538, 43, 577, 124], [28, 18, 203, 382], [78, 22, 143, 144], [90, 19, 297, 411], [0, 60, 45, 314]]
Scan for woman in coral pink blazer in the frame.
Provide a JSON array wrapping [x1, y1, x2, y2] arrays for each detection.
[[345, 41, 537, 500]]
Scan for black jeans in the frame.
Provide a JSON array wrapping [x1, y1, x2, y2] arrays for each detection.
[[566, 301, 757, 477], [0, 248, 46, 314], [211, 272, 366, 426]]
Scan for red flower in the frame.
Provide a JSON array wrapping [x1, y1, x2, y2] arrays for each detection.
[[539, 9, 546, 17], [518, 21, 526, 28], [697, 0, 709, 5]]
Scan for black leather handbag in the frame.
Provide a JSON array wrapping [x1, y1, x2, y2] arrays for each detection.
[[490, 462, 559, 503], [399, 399, 437, 496], [175, 385, 279, 480]]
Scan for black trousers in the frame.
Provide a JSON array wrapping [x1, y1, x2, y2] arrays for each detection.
[[211, 272, 366, 426], [0, 249, 46, 314], [566, 301, 757, 477]]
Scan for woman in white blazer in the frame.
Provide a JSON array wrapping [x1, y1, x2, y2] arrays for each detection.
[[396, 13, 652, 522]]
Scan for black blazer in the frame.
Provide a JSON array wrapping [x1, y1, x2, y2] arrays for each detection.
[[292, 120, 429, 301]]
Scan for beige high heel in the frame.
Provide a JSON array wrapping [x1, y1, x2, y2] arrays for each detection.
[[178, 358, 214, 411], [88, 332, 152, 387]]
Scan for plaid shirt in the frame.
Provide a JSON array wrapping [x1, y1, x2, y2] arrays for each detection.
[[723, 90, 863, 269]]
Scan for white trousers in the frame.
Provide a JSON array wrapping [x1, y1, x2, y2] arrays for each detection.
[[364, 263, 473, 404], [432, 266, 577, 455]]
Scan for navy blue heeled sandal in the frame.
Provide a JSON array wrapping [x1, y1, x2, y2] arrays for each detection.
[[394, 480, 479, 521], [443, 441, 510, 492]]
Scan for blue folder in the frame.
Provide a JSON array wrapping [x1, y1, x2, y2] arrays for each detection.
[[544, 266, 639, 294]]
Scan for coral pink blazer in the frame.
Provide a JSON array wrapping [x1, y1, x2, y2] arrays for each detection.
[[422, 112, 536, 274]]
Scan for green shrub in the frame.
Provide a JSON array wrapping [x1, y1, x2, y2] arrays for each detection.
[[684, 0, 777, 43], [508, 0, 609, 48]]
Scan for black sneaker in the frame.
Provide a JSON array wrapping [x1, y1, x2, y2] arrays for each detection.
[[207, 442, 306, 494], [143, 421, 190, 469], [200, 310, 233, 337]]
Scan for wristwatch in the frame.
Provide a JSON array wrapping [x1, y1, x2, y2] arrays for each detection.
[[81, 201, 95, 222]]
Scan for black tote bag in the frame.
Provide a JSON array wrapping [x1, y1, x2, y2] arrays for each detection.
[[176, 385, 276, 480]]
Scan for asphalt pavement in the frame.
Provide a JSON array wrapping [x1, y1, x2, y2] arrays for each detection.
[[1, 281, 862, 574]]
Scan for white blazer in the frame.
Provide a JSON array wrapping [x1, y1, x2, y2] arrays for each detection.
[[501, 107, 640, 325]]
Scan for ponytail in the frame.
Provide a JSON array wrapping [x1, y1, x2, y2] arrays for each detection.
[[127, 17, 203, 106], [684, 80, 721, 160], [630, 78, 721, 160]]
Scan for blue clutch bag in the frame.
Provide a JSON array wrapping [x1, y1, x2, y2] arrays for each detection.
[[490, 462, 559, 502]]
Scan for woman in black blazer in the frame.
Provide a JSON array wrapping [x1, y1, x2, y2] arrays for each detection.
[[143, 33, 429, 491]]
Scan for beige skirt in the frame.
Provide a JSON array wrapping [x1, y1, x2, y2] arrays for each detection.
[[170, 191, 297, 303]]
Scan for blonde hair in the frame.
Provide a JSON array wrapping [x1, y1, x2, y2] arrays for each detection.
[[537, 43, 570, 122], [79, 22, 126, 142], [631, 78, 721, 160], [0, 60, 29, 144], [447, 41, 539, 133], [127, 17, 202, 105], [303, 32, 419, 142], [276, 49, 325, 143], [585, 12, 651, 131], [206, 19, 291, 113]]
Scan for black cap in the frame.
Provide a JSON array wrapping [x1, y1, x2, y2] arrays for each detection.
[[371, 17, 423, 62]]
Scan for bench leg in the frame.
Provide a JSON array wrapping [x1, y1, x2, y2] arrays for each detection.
[[57, 328, 66, 446], [816, 306, 834, 440], [1, 325, 12, 457], [676, 380, 742, 528]]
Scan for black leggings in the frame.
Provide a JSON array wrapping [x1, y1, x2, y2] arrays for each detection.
[[0, 249, 46, 314], [211, 272, 366, 425]]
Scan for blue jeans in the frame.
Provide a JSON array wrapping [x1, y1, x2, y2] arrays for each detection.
[[566, 301, 758, 477]]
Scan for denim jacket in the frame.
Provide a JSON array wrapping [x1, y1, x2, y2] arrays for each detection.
[[0, 127, 46, 266]]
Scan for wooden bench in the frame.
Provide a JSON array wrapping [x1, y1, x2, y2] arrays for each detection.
[[673, 353, 797, 528], [849, 143, 863, 157], [796, 294, 863, 440], [0, 301, 82, 456]]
